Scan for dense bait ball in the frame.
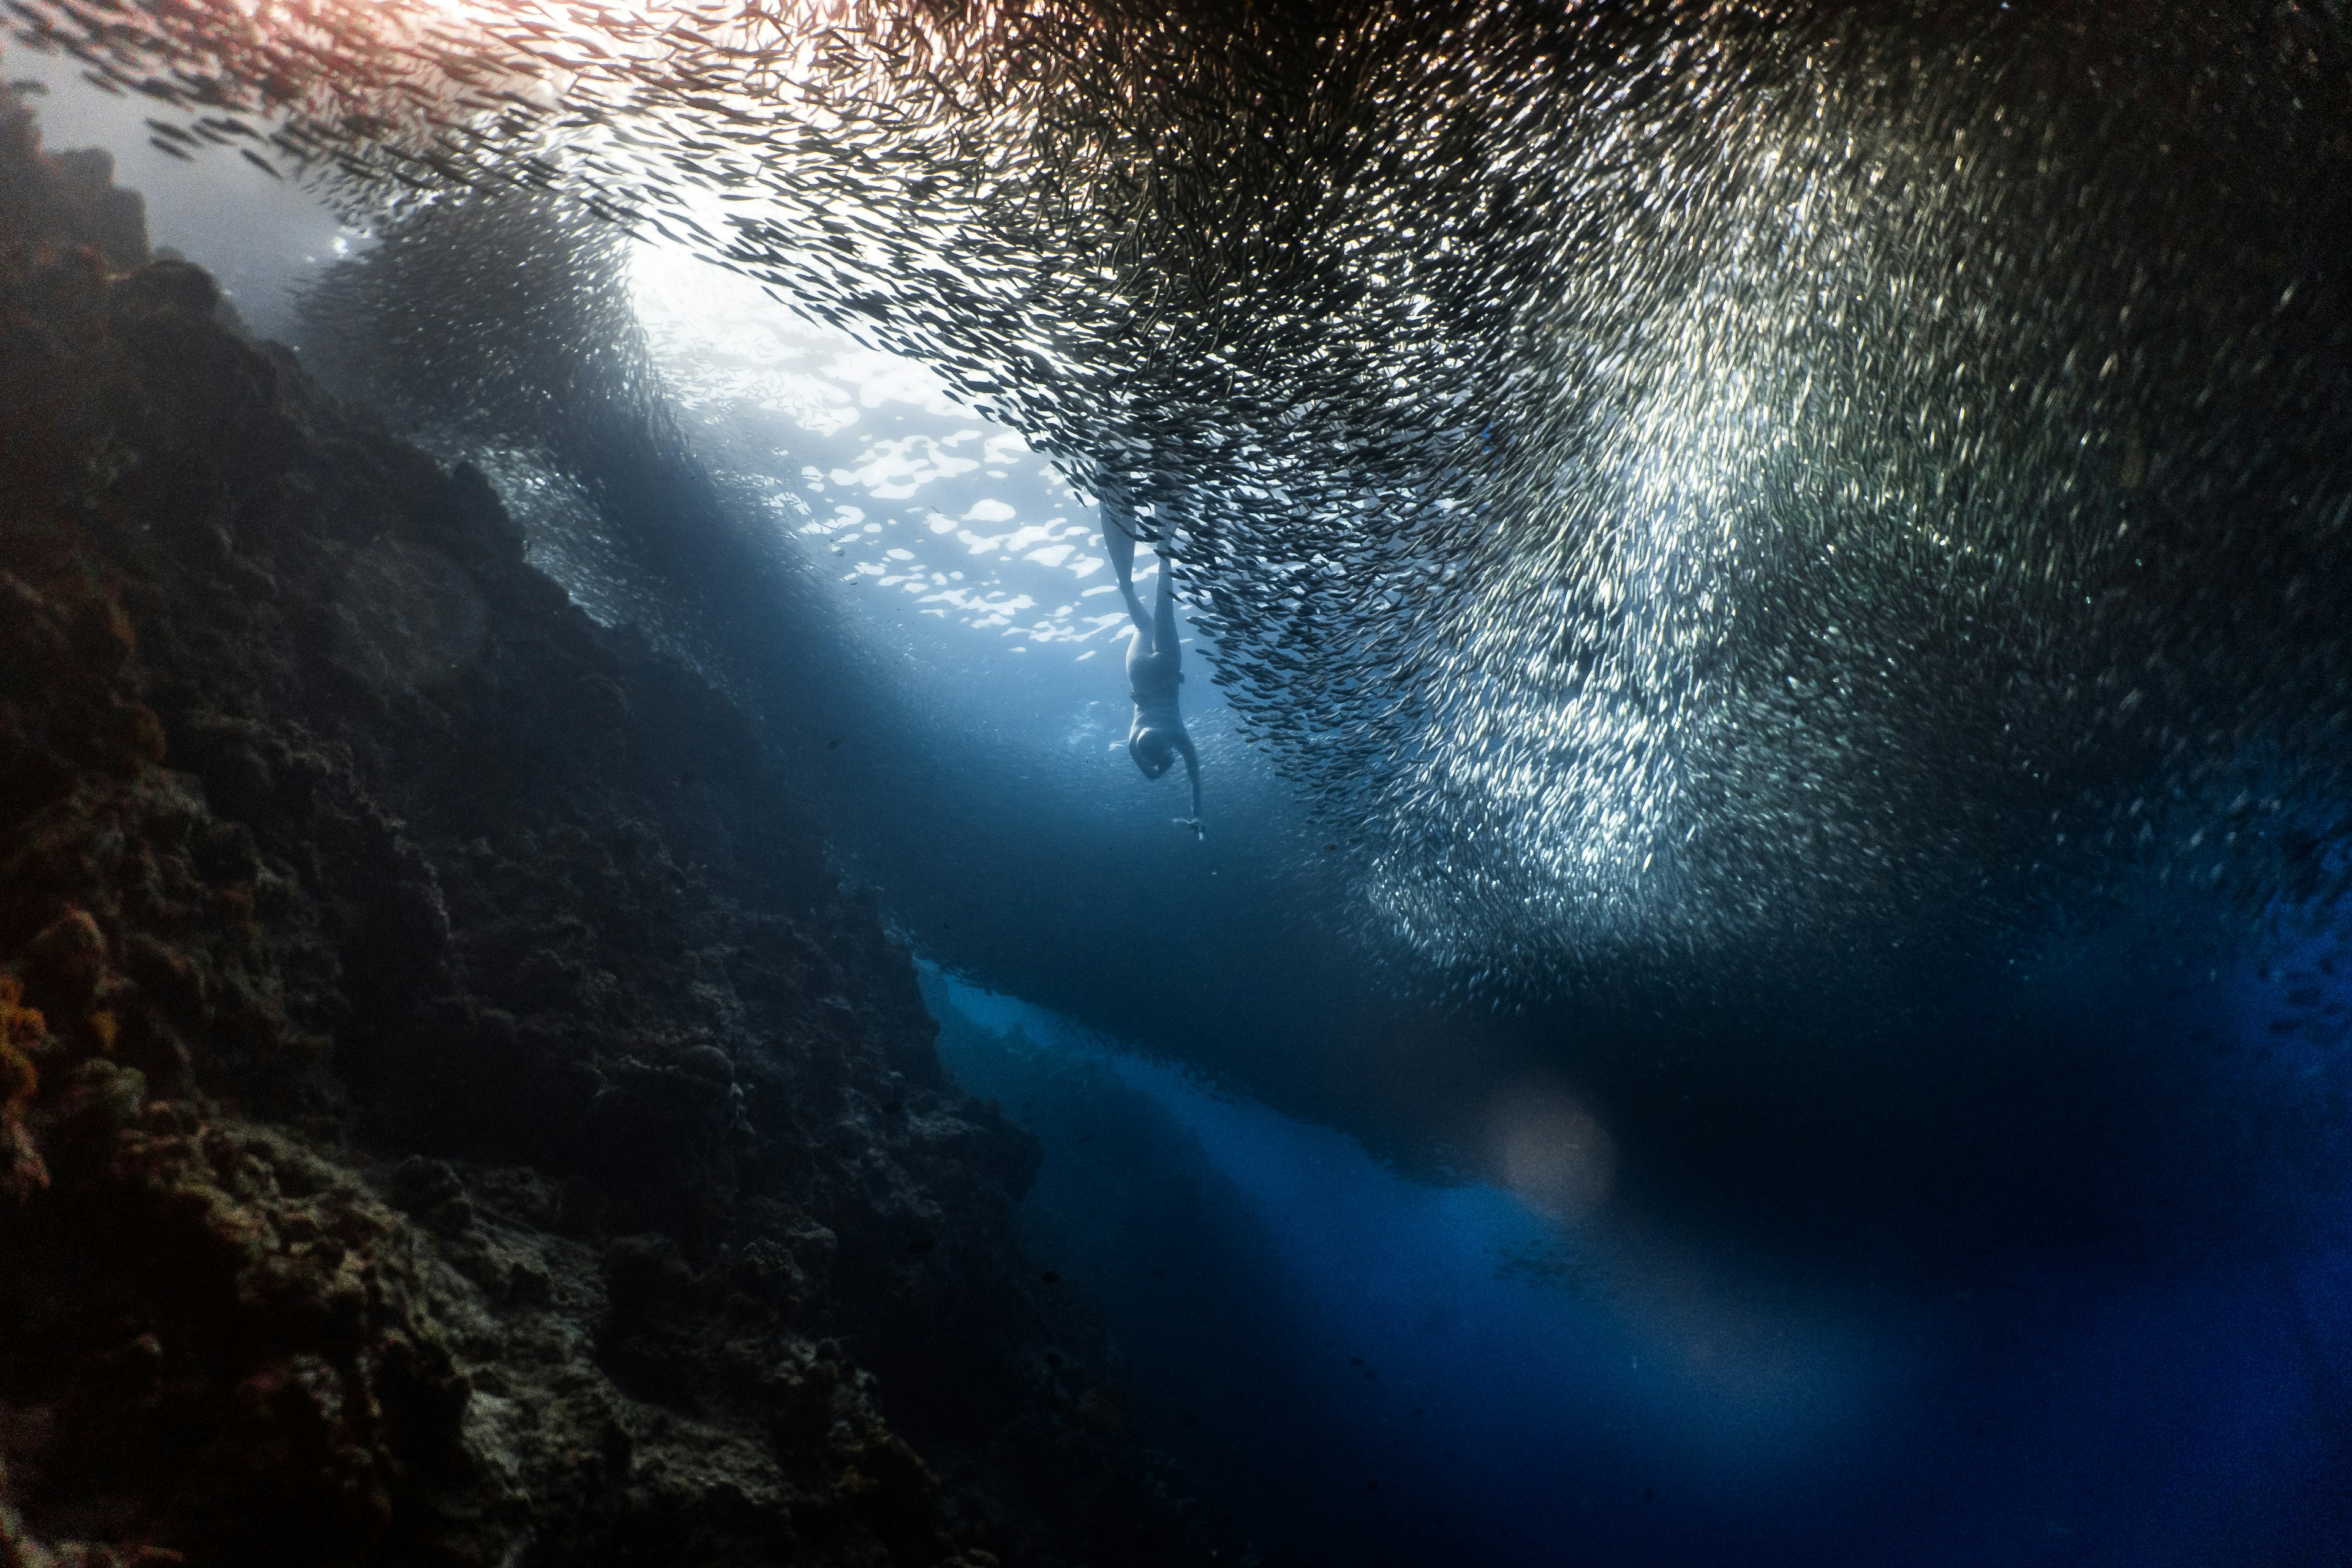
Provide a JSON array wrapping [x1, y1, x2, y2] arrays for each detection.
[[16, 0, 2348, 997]]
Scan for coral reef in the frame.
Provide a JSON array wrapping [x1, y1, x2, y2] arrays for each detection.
[[0, 81, 1204, 1567]]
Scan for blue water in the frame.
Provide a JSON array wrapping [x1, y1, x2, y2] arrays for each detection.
[[20, 43, 2348, 1563], [927, 963, 2352, 1566]]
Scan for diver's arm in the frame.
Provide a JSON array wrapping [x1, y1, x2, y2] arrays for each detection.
[[1174, 730, 1202, 826]]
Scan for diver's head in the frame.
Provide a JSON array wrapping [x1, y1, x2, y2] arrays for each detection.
[[1130, 726, 1177, 779]]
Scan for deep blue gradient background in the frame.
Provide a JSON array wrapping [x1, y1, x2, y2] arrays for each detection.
[[15, 44, 2348, 1563], [930, 945, 2352, 1567]]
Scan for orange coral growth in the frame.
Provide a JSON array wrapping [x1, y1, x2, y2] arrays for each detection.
[[214, 883, 258, 935], [1, 973, 50, 1198], [76, 591, 137, 665], [114, 698, 168, 764], [1, 973, 46, 1114]]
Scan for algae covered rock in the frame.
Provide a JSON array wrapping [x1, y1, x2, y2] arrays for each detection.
[[0, 78, 1207, 1568]]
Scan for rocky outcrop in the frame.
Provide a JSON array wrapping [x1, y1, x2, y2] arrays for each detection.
[[0, 82, 1202, 1568]]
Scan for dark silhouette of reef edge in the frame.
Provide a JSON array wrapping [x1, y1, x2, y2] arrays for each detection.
[[0, 81, 1209, 1568]]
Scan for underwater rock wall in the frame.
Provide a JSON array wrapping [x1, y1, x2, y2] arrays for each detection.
[[0, 85, 1202, 1568]]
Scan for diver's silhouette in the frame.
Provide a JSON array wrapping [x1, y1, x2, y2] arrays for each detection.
[[1104, 504, 1202, 835]]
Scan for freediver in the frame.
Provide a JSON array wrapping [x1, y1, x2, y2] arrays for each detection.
[[1102, 502, 1202, 836]]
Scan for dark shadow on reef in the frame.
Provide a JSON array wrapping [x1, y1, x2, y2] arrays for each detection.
[[0, 82, 1210, 1568]]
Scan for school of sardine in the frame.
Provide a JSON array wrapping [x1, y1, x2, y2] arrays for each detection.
[[11, 0, 2349, 998]]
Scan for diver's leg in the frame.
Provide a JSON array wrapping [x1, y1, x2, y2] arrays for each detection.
[[1102, 497, 1150, 635], [1153, 549, 1180, 666]]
